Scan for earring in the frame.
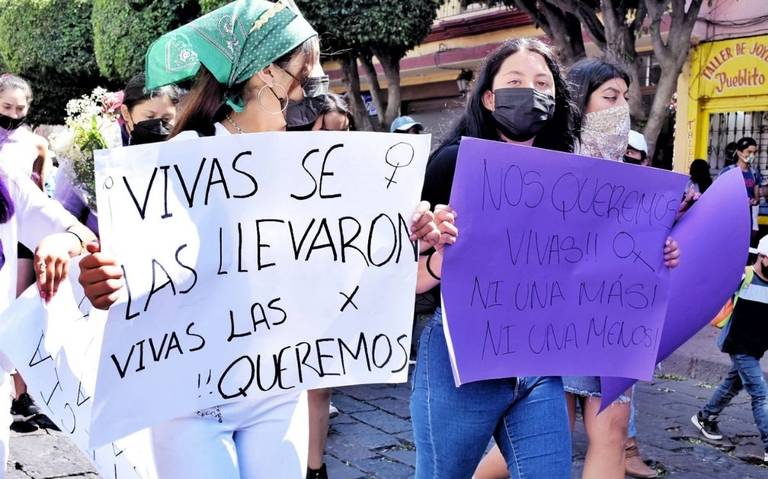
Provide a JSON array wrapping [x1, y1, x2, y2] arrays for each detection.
[[256, 83, 289, 115]]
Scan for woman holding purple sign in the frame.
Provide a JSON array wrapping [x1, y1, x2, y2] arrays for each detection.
[[559, 58, 679, 479], [471, 58, 682, 479], [413, 37, 578, 479]]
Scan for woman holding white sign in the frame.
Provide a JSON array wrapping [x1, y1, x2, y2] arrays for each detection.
[[0, 166, 95, 477], [78, 1, 441, 478]]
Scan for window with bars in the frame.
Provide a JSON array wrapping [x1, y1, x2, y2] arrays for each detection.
[[707, 110, 768, 182], [638, 53, 661, 88]]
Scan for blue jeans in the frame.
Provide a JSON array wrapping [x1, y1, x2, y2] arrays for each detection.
[[410, 311, 571, 478], [702, 353, 768, 450], [628, 391, 638, 438]]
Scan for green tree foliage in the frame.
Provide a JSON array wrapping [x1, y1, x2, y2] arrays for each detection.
[[472, 0, 703, 159], [92, 0, 201, 82], [199, 0, 228, 13], [0, 0, 103, 124], [296, 0, 442, 130]]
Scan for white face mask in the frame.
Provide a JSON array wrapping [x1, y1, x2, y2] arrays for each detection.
[[578, 104, 631, 162], [745, 154, 755, 164]]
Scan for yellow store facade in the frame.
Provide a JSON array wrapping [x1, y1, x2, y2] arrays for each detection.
[[674, 34, 768, 177]]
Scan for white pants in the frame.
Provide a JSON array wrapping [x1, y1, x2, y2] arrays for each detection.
[[0, 372, 12, 479], [150, 391, 308, 479]]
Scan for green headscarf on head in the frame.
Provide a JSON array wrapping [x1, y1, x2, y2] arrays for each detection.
[[145, 0, 317, 111]]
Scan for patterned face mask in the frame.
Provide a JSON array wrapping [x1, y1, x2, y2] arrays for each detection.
[[578, 104, 631, 161]]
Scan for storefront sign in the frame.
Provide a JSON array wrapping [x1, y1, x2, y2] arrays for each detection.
[[694, 35, 768, 98]]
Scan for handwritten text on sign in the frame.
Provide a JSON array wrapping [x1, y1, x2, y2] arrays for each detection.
[[441, 138, 688, 385], [0, 269, 156, 478], [92, 132, 428, 447]]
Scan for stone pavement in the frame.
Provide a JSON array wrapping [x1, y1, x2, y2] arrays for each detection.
[[665, 327, 768, 385], [7, 371, 768, 478]]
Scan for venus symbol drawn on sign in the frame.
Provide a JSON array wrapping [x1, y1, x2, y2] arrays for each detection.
[[612, 231, 655, 272], [384, 142, 415, 188]]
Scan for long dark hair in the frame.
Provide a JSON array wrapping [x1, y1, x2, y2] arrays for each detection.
[[170, 36, 319, 138], [567, 58, 631, 139], [689, 159, 712, 193], [436, 38, 576, 155], [318, 92, 354, 130]]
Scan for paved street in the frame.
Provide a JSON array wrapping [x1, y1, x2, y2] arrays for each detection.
[[6, 326, 768, 479], [7, 372, 768, 478]]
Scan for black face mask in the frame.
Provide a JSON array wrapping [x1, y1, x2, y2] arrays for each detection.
[[491, 88, 555, 142], [623, 154, 642, 165], [0, 113, 26, 131], [130, 118, 171, 145], [304, 75, 330, 98], [286, 95, 326, 131]]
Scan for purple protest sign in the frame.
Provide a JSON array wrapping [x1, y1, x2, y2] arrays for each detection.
[[600, 167, 751, 407], [441, 137, 688, 385]]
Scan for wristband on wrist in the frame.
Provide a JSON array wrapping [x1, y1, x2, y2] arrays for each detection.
[[65, 228, 85, 255], [426, 251, 441, 281]]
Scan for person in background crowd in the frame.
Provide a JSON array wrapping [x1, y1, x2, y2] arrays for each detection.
[[723, 141, 738, 167], [390, 115, 424, 134], [687, 159, 712, 194], [54, 73, 181, 237], [564, 57, 681, 479], [624, 130, 649, 166], [287, 91, 352, 132], [0, 73, 57, 432], [621, 129, 661, 478], [77, 1, 441, 477], [0, 164, 96, 478], [119, 73, 181, 147], [719, 137, 762, 237], [0, 74, 50, 191], [417, 37, 578, 479], [692, 235, 768, 465]]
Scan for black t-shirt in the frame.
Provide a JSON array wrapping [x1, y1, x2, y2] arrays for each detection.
[[422, 143, 461, 208], [417, 142, 461, 313], [722, 272, 768, 358]]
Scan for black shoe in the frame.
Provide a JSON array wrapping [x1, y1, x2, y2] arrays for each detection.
[[307, 464, 328, 479], [11, 393, 42, 423], [33, 414, 60, 431], [691, 412, 723, 440]]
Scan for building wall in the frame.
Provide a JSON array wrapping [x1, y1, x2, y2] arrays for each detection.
[[673, 0, 768, 178]]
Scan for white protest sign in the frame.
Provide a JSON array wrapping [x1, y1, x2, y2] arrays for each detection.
[[0, 266, 156, 478], [92, 131, 429, 447]]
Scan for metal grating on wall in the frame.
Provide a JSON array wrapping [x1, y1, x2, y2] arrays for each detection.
[[707, 110, 768, 180]]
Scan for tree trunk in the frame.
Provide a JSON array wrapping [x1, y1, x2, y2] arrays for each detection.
[[359, 52, 387, 125], [512, 0, 586, 66], [372, 49, 402, 132], [600, 0, 646, 123], [642, 58, 678, 161], [643, 0, 703, 157], [340, 54, 373, 131]]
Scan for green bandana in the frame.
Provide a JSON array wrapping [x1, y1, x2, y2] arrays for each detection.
[[145, 0, 317, 111]]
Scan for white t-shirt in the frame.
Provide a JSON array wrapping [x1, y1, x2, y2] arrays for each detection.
[[0, 127, 41, 178], [0, 166, 77, 373]]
